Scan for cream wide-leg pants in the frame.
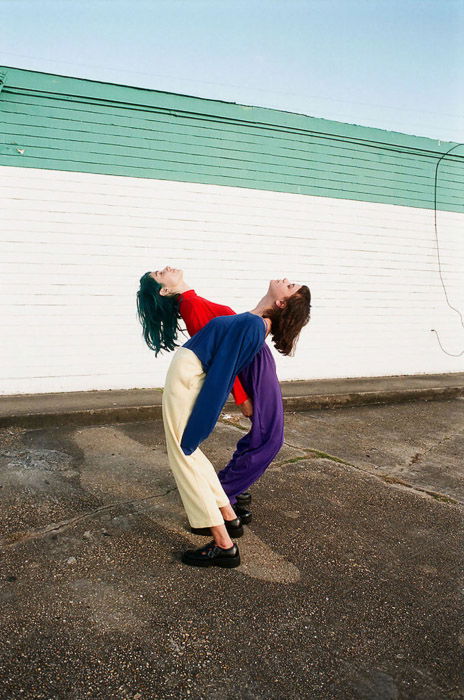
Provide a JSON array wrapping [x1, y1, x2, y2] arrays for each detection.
[[162, 347, 230, 528]]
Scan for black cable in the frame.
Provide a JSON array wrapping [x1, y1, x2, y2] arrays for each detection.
[[430, 142, 464, 357], [3, 77, 464, 166]]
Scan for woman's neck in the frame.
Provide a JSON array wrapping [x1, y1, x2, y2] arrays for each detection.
[[249, 294, 274, 336], [249, 293, 274, 317], [171, 281, 191, 295]]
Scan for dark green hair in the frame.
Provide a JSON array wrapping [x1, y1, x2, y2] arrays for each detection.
[[136, 272, 183, 356]]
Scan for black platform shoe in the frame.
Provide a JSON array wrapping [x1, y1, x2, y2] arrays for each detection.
[[181, 541, 240, 568], [190, 517, 244, 538], [236, 491, 252, 506], [233, 505, 252, 525]]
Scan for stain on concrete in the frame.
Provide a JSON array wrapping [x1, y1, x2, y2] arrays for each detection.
[[74, 425, 175, 502], [68, 579, 153, 633]]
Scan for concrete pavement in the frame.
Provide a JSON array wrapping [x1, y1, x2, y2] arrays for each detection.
[[1, 396, 463, 699]]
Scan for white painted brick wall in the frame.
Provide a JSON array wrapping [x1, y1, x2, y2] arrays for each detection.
[[1, 166, 463, 394]]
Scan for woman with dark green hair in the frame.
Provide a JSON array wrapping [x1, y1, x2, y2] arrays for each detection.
[[137, 267, 253, 417], [136, 269, 184, 355]]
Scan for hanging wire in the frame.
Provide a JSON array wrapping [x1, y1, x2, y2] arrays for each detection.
[[430, 142, 464, 356]]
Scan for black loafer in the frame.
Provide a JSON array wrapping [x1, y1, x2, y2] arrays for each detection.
[[224, 517, 244, 537], [236, 491, 252, 506], [191, 517, 244, 538], [233, 505, 252, 525], [181, 541, 240, 568]]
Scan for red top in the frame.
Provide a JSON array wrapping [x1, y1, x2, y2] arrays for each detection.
[[178, 289, 249, 406]]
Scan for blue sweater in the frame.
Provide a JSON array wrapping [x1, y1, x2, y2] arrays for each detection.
[[180, 312, 266, 455]]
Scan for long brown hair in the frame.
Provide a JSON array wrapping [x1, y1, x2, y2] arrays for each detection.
[[265, 285, 311, 356]]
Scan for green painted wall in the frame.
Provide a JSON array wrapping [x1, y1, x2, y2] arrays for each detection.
[[1, 66, 463, 212]]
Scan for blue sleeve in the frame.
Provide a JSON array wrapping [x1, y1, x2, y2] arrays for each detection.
[[180, 322, 265, 455], [180, 358, 236, 455]]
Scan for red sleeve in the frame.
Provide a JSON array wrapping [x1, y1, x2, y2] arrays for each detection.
[[179, 296, 250, 406], [231, 376, 248, 406]]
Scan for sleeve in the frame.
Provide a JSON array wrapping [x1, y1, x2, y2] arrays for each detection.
[[216, 306, 249, 405], [180, 320, 264, 455], [180, 298, 249, 406], [231, 376, 248, 405], [181, 358, 237, 455]]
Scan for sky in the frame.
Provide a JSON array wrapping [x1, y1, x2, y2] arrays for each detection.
[[0, 0, 463, 143]]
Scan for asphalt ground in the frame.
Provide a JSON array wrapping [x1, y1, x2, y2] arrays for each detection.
[[1, 398, 463, 699]]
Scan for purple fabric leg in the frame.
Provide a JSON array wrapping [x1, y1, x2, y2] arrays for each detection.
[[217, 344, 284, 504]]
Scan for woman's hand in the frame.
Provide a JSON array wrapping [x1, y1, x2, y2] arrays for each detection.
[[239, 399, 253, 418]]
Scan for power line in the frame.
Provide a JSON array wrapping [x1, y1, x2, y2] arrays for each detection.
[[431, 143, 464, 357], [1, 49, 463, 122]]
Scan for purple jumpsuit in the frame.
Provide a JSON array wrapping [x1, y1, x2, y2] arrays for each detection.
[[217, 343, 284, 504]]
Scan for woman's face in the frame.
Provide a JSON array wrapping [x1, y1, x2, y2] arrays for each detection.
[[150, 266, 184, 289], [268, 278, 302, 303]]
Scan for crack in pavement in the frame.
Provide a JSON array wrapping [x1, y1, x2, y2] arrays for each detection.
[[278, 443, 354, 466], [219, 415, 248, 432], [0, 486, 178, 548], [408, 427, 464, 466], [221, 422, 461, 505], [279, 440, 462, 507]]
